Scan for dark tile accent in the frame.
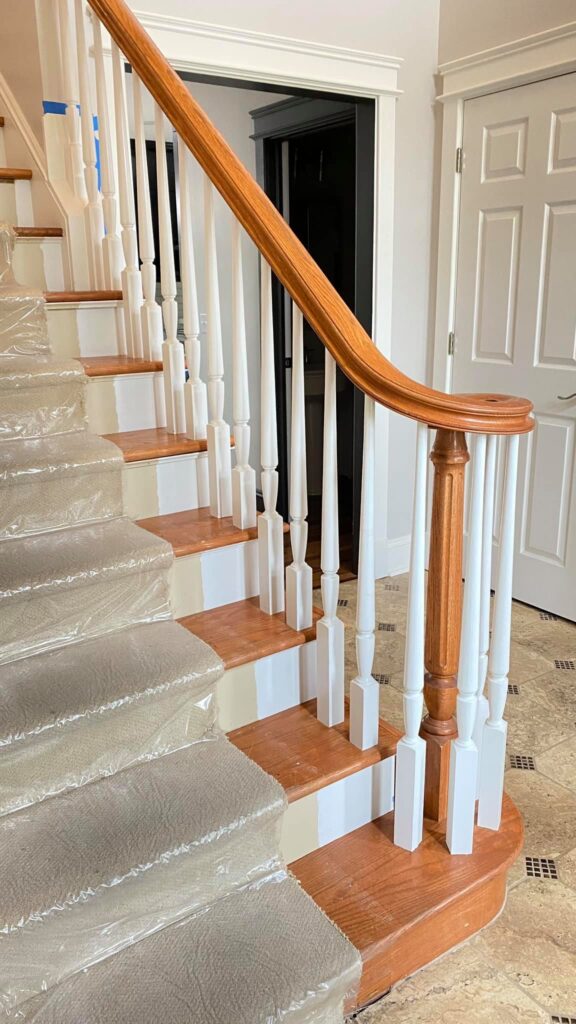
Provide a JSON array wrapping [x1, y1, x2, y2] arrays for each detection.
[[540, 612, 559, 621], [525, 856, 558, 880], [374, 673, 391, 685], [509, 754, 536, 770], [383, 583, 400, 592], [337, 598, 349, 608], [551, 1016, 576, 1023], [508, 683, 520, 695], [378, 623, 396, 632], [554, 660, 575, 670]]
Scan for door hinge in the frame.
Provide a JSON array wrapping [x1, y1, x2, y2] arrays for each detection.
[[448, 331, 455, 356], [455, 147, 463, 174]]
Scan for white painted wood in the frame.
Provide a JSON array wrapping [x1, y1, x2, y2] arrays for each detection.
[[57, 0, 87, 202], [450, 74, 576, 619], [447, 433, 487, 855], [258, 257, 285, 614], [316, 351, 344, 727], [349, 396, 378, 749], [155, 103, 186, 435], [179, 146, 207, 442], [478, 434, 520, 830], [473, 431, 497, 786], [92, 17, 125, 300], [285, 304, 313, 630], [74, 0, 104, 288], [133, 76, 163, 361], [231, 218, 257, 530], [432, 96, 464, 395], [111, 41, 143, 359], [394, 421, 428, 850], [204, 176, 232, 516]]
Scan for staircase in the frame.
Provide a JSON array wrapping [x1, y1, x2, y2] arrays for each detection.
[[0, 2, 531, 1020]]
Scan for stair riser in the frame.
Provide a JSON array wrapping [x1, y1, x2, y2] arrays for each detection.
[[47, 301, 122, 358], [0, 572, 171, 666], [170, 541, 259, 617], [0, 127, 6, 166], [0, 470, 123, 539], [86, 372, 166, 434], [12, 237, 65, 291], [0, 180, 33, 225], [122, 453, 210, 519], [218, 641, 317, 734]]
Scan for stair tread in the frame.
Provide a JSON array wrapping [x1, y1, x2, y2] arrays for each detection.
[[13, 227, 63, 238], [11, 873, 360, 1024], [104, 426, 209, 462], [0, 620, 221, 748], [293, 793, 524, 1008], [230, 698, 400, 803], [139, 506, 259, 556], [0, 430, 122, 485], [180, 596, 322, 669], [0, 167, 32, 181], [0, 518, 172, 604], [0, 738, 284, 931], [81, 355, 163, 376], [44, 290, 122, 303]]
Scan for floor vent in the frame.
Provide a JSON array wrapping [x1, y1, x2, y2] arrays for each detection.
[[374, 674, 391, 685], [509, 754, 535, 770], [551, 1016, 576, 1023], [540, 612, 559, 621], [554, 660, 575, 670], [508, 683, 520, 695], [337, 599, 349, 608], [526, 856, 558, 880], [378, 623, 396, 632]]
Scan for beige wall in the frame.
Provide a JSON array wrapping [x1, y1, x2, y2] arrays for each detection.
[[439, 0, 575, 64], [0, 0, 44, 143]]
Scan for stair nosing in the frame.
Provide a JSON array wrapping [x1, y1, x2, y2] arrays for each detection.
[[0, 167, 32, 181], [44, 290, 123, 303]]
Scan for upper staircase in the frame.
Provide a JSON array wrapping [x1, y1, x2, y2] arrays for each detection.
[[0, 1, 531, 1019]]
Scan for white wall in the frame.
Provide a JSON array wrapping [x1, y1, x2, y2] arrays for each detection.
[[129, 0, 442, 573], [439, 0, 575, 64]]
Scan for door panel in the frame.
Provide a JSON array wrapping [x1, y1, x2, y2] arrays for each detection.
[[453, 73, 576, 619]]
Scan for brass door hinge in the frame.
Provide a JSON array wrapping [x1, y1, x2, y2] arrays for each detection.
[[455, 147, 463, 174], [448, 331, 455, 356]]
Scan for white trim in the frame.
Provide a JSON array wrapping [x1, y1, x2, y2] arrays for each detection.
[[438, 20, 576, 100], [134, 12, 402, 97]]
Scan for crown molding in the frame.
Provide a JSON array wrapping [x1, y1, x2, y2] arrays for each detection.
[[438, 20, 576, 100], [131, 11, 403, 97]]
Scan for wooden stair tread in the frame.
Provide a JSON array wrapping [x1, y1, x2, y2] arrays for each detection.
[[13, 226, 64, 238], [44, 290, 123, 303], [0, 167, 32, 181], [180, 596, 322, 669], [293, 792, 523, 1008], [0, 117, 4, 128], [229, 699, 400, 803], [103, 427, 207, 462], [138, 506, 257, 556], [81, 355, 163, 377]]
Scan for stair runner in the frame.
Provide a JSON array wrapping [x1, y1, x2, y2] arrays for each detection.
[[0, 222, 360, 1022]]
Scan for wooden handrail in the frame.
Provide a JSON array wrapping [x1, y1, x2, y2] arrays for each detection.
[[88, 0, 533, 435]]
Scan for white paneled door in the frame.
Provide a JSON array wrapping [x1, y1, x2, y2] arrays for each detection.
[[453, 74, 576, 621]]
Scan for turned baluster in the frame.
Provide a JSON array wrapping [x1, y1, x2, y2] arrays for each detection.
[[58, 0, 87, 203], [420, 429, 469, 821], [92, 16, 124, 295], [133, 75, 163, 361], [204, 178, 232, 516], [473, 432, 498, 779], [180, 146, 207, 442], [74, 0, 104, 287], [258, 257, 284, 614], [285, 304, 313, 630], [231, 219, 257, 530]]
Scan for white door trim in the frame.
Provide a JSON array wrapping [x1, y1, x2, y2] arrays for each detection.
[[433, 19, 576, 393]]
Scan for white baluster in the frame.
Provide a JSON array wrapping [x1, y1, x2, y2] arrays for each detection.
[[285, 304, 312, 630], [204, 177, 233, 516], [349, 396, 378, 748], [446, 433, 487, 854], [111, 41, 143, 358], [394, 421, 428, 850], [231, 219, 257, 530], [92, 16, 124, 295], [155, 104, 186, 434], [478, 434, 520, 830], [74, 0, 103, 287], [473, 432, 497, 785], [316, 352, 344, 727], [180, 146, 207, 441], [133, 76, 163, 361], [58, 0, 87, 202], [258, 257, 285, 614]]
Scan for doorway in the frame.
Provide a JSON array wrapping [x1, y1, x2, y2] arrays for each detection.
[[451, 72, 576, 620], [251, 97, 375, 579]]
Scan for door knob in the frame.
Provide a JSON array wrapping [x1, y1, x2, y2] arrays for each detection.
[[558, 393, 576, 400]]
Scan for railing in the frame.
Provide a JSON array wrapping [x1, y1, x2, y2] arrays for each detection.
[[60, 0, 532, 855]]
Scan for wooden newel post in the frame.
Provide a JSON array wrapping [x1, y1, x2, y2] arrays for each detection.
[[420, 429, 469, 821]]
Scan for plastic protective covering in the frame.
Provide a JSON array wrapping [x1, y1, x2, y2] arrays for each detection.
[[0, 219, 360, 1022]]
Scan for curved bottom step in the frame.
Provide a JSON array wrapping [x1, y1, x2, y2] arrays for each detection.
[[293, 792, 523, 1010]]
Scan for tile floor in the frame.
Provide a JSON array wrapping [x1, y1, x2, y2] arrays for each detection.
[[335, 574, 576, 1024]]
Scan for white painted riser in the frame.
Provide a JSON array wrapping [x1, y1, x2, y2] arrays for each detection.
[[0, 179, 34, 227], [47, 301, 123, 358], [11, 238, 65, 291], [121, 452, 210, 519], [169, 540, 259, 617], [218, 641, 317, 734], [86, 372, 166, 434], [0, 181, 17, 223]]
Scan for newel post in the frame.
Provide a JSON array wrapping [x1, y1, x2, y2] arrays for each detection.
[[420, 429, 469, 821]]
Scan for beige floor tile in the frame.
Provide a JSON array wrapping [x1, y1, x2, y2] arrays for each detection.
[[505, 689, 574, 754], [505, 769, 576, 857], [525, 669, 576, 719], [508, 642, 556, 684], [558, 847, 576, 892], [537, 736, 576, 794], [478, 879, 576, 1012], [510, 613, 576, 660]]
